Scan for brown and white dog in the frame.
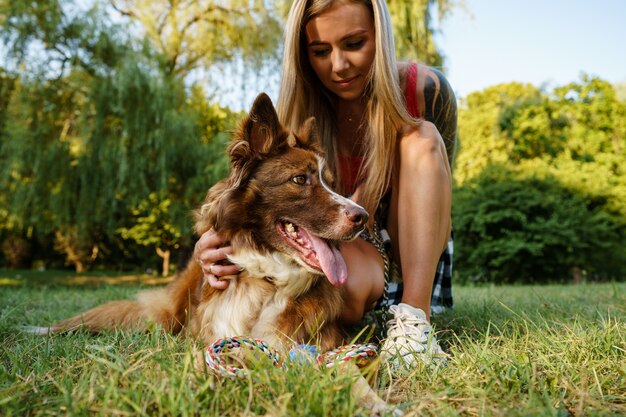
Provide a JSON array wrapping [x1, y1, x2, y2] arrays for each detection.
[[33, 93, 368, 352], [29, 93, 400, 413]]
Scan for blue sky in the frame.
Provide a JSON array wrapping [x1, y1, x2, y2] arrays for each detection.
[[436, 0, 626, 99]]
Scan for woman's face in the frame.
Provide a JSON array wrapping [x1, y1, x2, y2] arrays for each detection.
[[304, 2, 376, 101]]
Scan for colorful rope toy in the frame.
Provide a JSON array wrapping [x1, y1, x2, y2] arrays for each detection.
[[205, 337, 378, 379], [204, 336, 284, 379], [316, 343, 378, 368]]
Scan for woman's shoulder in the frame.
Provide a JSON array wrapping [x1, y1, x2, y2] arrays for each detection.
[[397, 61, 458, 159], [397, 62, 453, 96], [396, 61, 412, 93], [400, 62, 457, 116], [420, 66, 455, 105]]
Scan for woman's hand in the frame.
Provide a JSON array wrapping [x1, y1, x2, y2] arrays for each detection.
[[194, 229, 241, 289]]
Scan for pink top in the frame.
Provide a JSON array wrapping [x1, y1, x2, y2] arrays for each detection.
[[338, 154, 365, 195], [405, 62, 422, 118]]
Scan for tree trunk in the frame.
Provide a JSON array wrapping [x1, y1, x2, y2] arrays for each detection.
[[54, 230, 88, 273], [156, 247, 170, 276], [571, 265, 582, 285]]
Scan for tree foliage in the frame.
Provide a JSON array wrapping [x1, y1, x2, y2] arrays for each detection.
[[453, 76, 626, 283], [454, 165, 623, 283], [387, 0, 458, 66], [117, 193, 183, 276], [0, 0, 238, 272], [109, 0, 282, 77], [0, 0, 130, 78]]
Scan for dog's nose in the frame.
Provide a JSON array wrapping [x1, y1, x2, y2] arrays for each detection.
[[345, 206, 368, 228]]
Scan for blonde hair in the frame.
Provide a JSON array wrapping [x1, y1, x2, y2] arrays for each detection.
[[277, 0, 418, 216]]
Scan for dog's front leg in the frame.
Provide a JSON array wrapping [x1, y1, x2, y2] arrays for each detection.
[[341, 362, 404, 416]]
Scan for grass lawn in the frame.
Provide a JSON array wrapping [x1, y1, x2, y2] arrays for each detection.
[[1, 270, 624, 416]]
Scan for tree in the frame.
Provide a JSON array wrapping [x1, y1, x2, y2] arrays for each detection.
[[117, 193, 182, 276], [108, 0, 282, 78], [454, 82, 542, 184], [0, 1, 237, 271], [0, 0, 131, 77], [387, 0, 459, 66], [453, 165, 623, 283], [453, 76, 626, 283]]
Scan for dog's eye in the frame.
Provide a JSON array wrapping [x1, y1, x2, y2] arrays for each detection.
[[291, 175, 307, 185]]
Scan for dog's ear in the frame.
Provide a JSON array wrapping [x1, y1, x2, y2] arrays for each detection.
[[293, 116, 321, 149], [227, 93, 286, 188], [244, 93, 283, 155]]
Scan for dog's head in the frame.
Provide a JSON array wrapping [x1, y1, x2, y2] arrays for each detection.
[[196, 93, 368, 286]]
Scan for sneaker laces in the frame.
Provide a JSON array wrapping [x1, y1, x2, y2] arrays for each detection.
[[382, 304, 447, 370], [386, 305, 431, 347]]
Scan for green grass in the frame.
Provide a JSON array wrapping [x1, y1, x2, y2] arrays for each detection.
[[1, 273, 624, 416]]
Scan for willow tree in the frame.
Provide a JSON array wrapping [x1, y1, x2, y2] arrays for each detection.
[[76, 57, 234, 273], [0, 0, 242, 271], [109, 0, 282, 78], [0, 70, 89, 269], [387, 0, 458, 67]]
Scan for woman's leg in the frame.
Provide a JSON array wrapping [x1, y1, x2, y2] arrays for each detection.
[[337, 121, 450, 332], [338, 237, 385, 325], [387, 121, 452, 320], [380, 121, 451, 369]]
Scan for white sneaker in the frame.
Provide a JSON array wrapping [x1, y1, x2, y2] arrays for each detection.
[[380, 303, 447, 370]]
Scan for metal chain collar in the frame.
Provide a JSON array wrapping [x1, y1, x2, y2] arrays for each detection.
[[359, 222, 390, 336]]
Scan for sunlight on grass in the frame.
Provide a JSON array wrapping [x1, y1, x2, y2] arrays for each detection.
[[0, 269, 174, 287], [1, 280, 624, 416]]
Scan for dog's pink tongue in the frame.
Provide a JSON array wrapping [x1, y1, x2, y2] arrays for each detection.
[[310, 236, 348, 286]]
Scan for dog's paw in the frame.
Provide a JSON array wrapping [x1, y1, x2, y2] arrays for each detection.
[[370, 403, 404, 417]]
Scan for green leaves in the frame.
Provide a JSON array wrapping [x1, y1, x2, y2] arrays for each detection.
[[387, 0, 457, 66], [453, 76, 626, 282], [110, 0, 282, 77], [0, 2, 238, 272], [454, 77, 626, 283]]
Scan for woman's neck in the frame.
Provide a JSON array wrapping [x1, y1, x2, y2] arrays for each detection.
[[336, 98, 367, 156]]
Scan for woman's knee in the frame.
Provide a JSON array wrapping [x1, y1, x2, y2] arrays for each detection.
[[396, 127, 452, 195], [339, 239, 384, 324], [398, 122, 447, 167]]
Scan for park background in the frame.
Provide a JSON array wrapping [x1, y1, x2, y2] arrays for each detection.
[[1, 0, 625, 284], [1, 1, 625, 416]]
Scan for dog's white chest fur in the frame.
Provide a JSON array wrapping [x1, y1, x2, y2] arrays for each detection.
[[194, 250, 319, 348]]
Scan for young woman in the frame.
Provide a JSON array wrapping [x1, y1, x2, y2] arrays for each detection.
[[194, 0, 457, 370]]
